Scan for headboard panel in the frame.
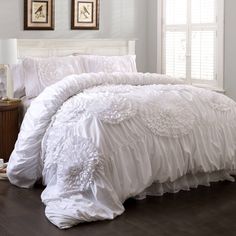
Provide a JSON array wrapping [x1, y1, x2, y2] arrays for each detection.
[[17, 39, 136, 58]]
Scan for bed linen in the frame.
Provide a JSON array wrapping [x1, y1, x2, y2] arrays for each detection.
[[22, 56, 85, 98], [21, 96, 35, 115], [11, 62, 25, 98], [7, 72, 236, 229], [22, 55, 137, 98]]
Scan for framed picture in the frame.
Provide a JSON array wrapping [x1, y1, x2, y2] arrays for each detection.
[[24, 0, 54, 30], [71, 0, 100, 30]]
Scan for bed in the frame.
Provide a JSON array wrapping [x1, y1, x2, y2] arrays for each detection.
[[7, 39, 236, 229]]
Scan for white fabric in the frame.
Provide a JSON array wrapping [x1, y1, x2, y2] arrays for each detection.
[[21, 96, 34, 115], [135, 170, 236, 200], [10, 62, 25, 98], [78, 55, 137, 73], [7, 72, 236, 229], [23, 56, 85, 98], [22, 55, 137, 99]]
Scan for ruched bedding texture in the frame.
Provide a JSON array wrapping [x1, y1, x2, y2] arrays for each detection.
[[7, 72, 236, 229]]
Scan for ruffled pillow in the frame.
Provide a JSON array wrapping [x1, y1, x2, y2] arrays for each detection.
[[23, 56, 85, 98], [77, 55, 137, 73], [23, 55, 137, 98]]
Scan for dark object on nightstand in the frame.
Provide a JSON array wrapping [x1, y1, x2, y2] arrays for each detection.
[[0, 100, 21, 162]]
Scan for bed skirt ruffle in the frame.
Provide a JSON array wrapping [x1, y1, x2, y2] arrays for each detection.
[[135, 170, 236, 200]]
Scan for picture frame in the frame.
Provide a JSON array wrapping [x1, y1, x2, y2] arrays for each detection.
[[71, 0, 100, 30], [24, 0, 54, 30]]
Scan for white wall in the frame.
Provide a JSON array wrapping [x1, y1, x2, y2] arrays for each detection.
[[147, 0, 158, 73], [224, 0, 236, 101], [0, 0, 147, 72]]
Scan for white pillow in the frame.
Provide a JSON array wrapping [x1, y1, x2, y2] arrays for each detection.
[[78, 55, 137, 73], [23, 56, 85, 98], [10, 62, 26, 98]]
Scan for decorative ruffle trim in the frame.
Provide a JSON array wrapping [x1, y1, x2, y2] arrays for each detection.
[[135, 171, 235, 200]]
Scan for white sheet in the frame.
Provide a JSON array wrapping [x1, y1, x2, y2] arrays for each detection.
[[7, 72, 236, 229], [18, 97, 33, 125], [21, 96, 34, 115]]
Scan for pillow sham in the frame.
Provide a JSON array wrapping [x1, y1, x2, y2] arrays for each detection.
[[78, 55, 137, 73], [10, 62, 25, 98], [23, 56, 85, 98], [23, 54, 137, 98]]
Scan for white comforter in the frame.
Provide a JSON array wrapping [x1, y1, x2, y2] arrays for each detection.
[[8, 73, 236, 229]]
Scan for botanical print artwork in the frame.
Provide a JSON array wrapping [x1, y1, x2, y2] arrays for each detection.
[[24, 0, 54, 30], [32, 1, 48, 23], [72, 0, 99, 30], [78, 2, 93, 23]]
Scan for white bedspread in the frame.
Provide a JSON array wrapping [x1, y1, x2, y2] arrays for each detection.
[[7, 72, 236, 229]]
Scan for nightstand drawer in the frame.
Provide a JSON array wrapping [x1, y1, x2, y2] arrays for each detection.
[[0, 103, 20, 162]]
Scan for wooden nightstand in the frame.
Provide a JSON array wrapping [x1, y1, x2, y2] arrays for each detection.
[[0, 101, 21, 162]]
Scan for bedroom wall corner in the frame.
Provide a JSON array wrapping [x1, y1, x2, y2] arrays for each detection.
[[224, 0, 236, 101], [146, 0, 158, 73]]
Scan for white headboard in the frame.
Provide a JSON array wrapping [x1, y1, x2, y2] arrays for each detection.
[[17, 39, 136, 58]]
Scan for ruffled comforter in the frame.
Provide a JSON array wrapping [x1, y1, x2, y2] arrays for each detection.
[[7, 72, 236, 229]]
